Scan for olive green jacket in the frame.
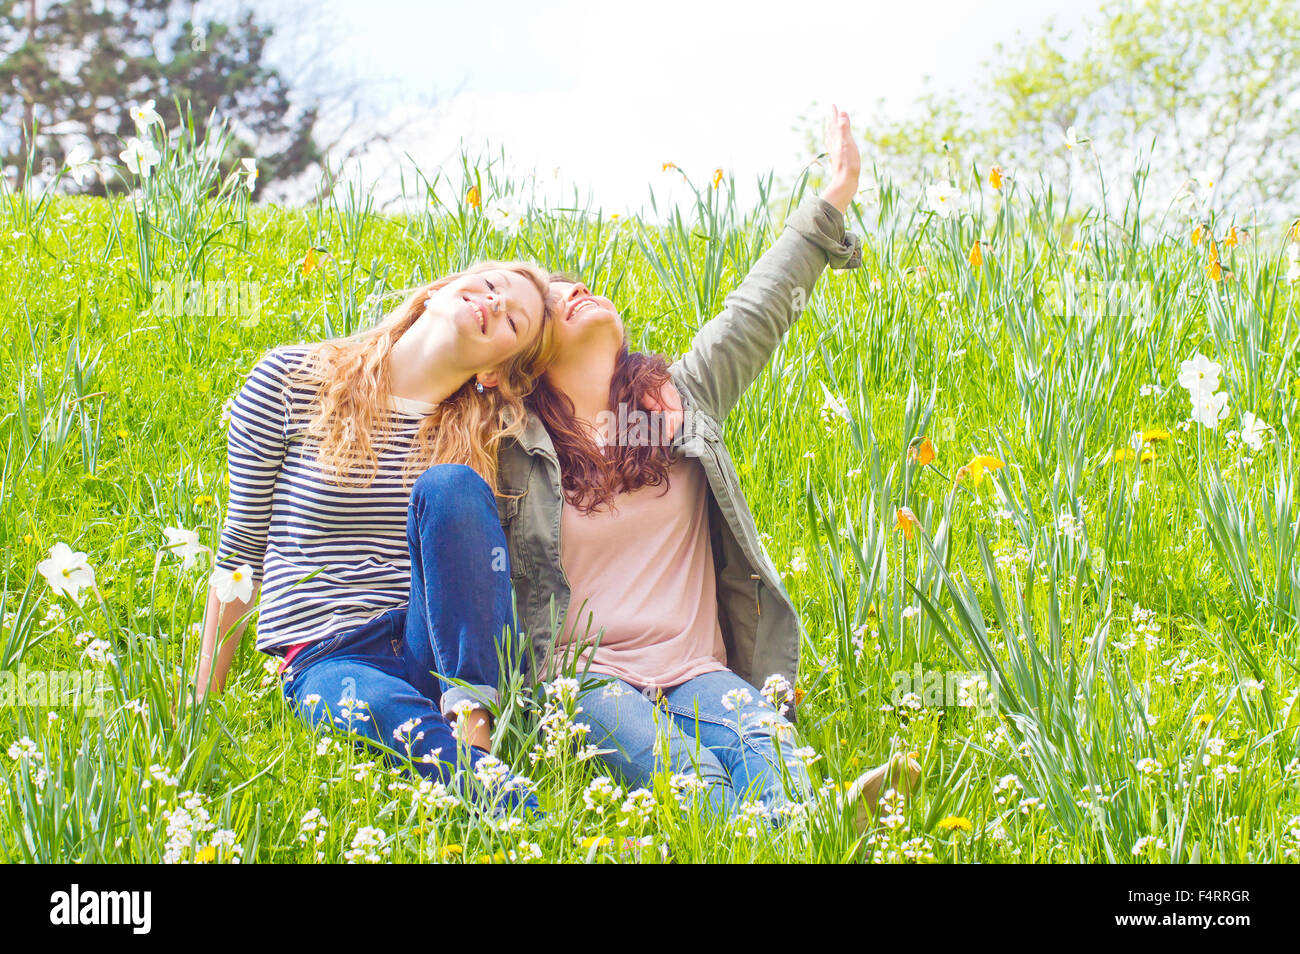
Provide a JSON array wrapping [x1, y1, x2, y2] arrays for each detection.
[[496, 196, 862, 709]]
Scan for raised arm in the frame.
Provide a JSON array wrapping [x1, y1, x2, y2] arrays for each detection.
[[671, 106, 863, 422]]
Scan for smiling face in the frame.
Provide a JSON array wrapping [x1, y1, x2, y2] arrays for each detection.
[[423, 267, 547, 375], [549, 278, 625, 357]]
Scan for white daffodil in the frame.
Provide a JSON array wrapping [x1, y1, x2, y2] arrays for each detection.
[[1240, 412, 1270, 452], [924, 181, 962, 218], [65, 143, 100, 186], [1177, 352, 1222, 395], [1062, 125, 1085, 150], [211, 564, 254, 604], [240, 157, 258, 194], [1287, 244, 1300, 284], [130, 99, 163, 130], [1189, 389, 1230, 430], [120, 137, 161, 178], [37, 542, 97, 606], [484, 199, 525, 235], [1192, 168, 1217, 195], [163, 526, 208, 571]]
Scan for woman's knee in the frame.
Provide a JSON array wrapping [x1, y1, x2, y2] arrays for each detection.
[[411, 463, 491, 511], [408, 464, 499, 542]]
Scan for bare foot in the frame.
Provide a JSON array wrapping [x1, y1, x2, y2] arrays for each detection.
[[847, 752, 922, 832]]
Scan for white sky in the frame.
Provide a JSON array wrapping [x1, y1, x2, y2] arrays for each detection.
[[272, 0, 1103, 211]]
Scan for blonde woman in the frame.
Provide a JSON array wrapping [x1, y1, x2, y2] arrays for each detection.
[[195, 262, 557, 813]]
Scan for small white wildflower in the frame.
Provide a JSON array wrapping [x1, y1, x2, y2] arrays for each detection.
[[721, 687, 753, 712]]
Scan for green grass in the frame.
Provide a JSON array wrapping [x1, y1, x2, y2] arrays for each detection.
[[1, 123, 1298, 863]]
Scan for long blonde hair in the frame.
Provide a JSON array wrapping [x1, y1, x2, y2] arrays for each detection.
[[291, 261, 557, 492]]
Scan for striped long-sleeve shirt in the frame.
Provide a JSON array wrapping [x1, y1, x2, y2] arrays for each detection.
[[215, 346, 437, 654]]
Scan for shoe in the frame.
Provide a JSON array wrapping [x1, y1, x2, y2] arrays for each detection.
[[846, 752, 922, 832]]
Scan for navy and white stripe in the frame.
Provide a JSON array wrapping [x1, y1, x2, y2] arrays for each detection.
[[215, 346, 436, 655]]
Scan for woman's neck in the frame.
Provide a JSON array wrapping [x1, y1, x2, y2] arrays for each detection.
[[387, 315, 475, 406], [548, 352, 618, 432]]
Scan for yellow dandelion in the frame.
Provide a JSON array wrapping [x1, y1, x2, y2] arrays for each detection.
[[937, 815, 973, 832], [1141, 428, 1170, 443]]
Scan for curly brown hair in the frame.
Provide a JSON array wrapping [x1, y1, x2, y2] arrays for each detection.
[[528, 337, 679, 514]]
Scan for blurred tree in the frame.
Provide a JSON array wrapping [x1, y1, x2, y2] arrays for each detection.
[[820, 0, 1300, 219], [0, 0, 319, 191]]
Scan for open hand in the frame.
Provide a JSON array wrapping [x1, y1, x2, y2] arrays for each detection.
[[819, 104, 861, 214]]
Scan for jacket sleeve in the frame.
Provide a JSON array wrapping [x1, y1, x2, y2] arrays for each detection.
[[670, 196, 862, 422], [214, 349, 292, 583]]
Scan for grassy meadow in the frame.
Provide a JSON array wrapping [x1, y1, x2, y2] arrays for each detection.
[[2, 120, 1299, 863]]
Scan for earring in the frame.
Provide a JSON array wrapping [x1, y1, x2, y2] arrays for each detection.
[[475, 381, 484, 394]]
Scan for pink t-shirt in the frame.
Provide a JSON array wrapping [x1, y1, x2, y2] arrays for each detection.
[[556, 454, 727, 691]]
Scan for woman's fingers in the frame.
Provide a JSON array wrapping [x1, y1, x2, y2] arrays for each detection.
[[817, 103, 860, 214], [825, 103, 852, 168], [642, 380, 685, 442]]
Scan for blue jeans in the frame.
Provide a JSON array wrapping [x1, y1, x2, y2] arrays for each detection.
[[574, 669, 812, 819], [281, 464, 537, 814]]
